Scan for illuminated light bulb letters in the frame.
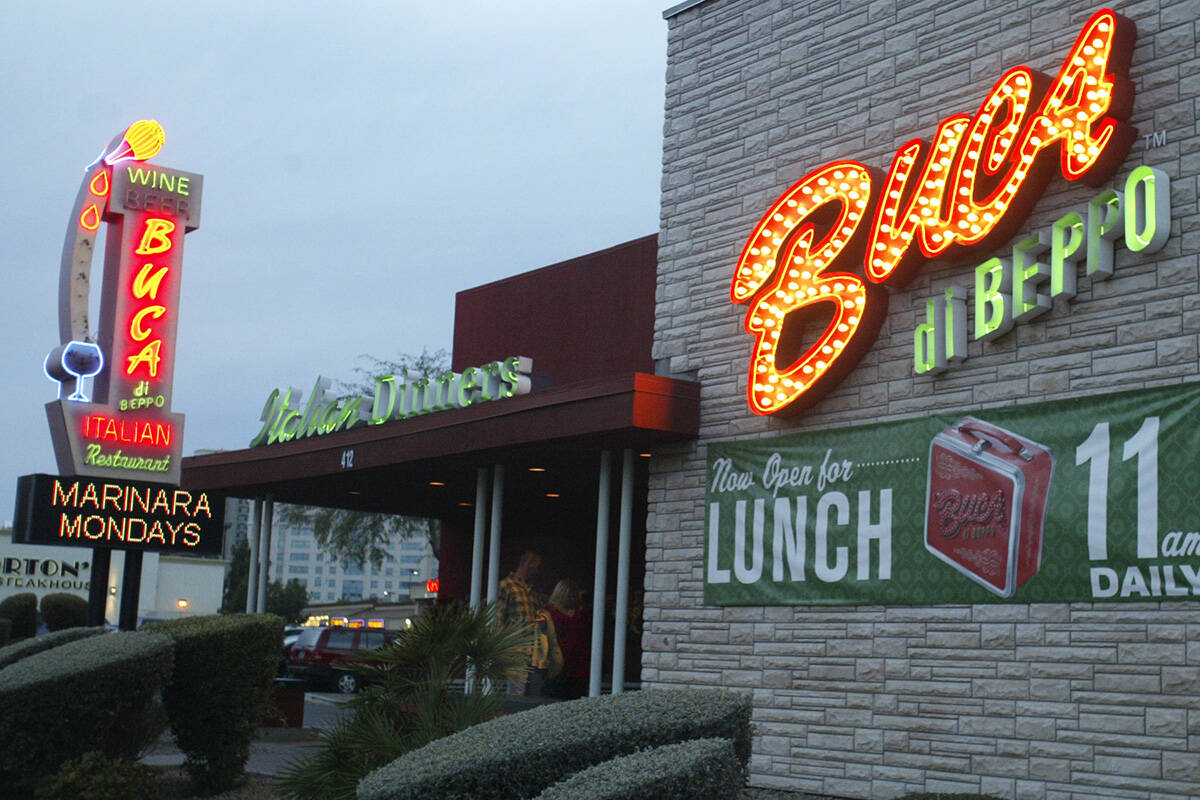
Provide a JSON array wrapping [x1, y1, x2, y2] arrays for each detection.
[[731, 162, 888, 415], [733, 8, 1136, 416]]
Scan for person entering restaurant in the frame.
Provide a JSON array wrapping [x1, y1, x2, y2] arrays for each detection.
[[541, 578, 589, 700], [498, 550, 543, 695]]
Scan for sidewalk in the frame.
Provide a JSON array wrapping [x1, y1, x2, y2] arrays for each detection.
[[140, 690, 556, 777], [141, 693, 352, 777], [141, 725, 321, 777]]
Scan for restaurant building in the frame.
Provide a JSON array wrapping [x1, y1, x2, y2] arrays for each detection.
[[180, 1, 1198, 796], [645, 0, 1198, 798]]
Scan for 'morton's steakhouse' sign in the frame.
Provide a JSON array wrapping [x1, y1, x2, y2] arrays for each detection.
[[705, 382, 1200, 606], [13, 474, 223, 556], [729, 9, 1164, 416]]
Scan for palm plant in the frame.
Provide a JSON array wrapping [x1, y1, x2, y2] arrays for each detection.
[[275, 603, 531, 800]]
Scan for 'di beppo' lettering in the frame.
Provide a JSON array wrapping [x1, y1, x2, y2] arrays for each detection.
[[731, 8, 1136, 416]]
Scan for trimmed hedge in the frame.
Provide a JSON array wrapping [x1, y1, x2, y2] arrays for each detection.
[[143, 613, 283, 794], [0, 625, 106, 669], [532, 738, 742, 800], [40, 592, 88, 631], [357, 688, 752, 800], [0, 592, 37, 639], [0, 618, 10, 647], [35, 750, 163, 800], [0, 631, 173, 786]]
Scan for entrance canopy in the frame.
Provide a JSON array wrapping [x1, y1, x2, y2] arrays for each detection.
[[181, 370, 698, 518]]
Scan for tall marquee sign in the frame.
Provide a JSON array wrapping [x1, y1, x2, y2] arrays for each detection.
[[43, 121, 202, 484], [13, 122, 222, 627]]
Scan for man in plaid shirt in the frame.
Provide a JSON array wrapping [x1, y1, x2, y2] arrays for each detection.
[[499, 550, 542, 695]]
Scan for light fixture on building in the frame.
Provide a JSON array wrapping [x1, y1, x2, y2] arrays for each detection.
[[528, 467, 546, 472], [545, 492, 560, 498], [428, 481, 445, 486], [176, 599, 189, 610]]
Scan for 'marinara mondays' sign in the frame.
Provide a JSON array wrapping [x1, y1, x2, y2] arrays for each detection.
[[705, 382, 1200, 606]]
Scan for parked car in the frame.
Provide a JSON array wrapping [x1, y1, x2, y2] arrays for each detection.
[[286, 626, 397, 693], [278, 625, 309, 676]]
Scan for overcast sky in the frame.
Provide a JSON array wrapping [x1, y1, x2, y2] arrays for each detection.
[[0, 1, 668, 524]]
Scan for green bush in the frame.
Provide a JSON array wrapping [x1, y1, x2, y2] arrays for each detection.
[[0, 625, 105, 669], [40, 592, 89, 631], [0, 618, 10, 647], [532, 738, 742, 800], [35, 750, 162, 800], [0, 631, 173, 789], [357, 688, 752, 800], [278, 603, 532, 800], [0, 592, 37, 639], [143, 613, 283, 795]]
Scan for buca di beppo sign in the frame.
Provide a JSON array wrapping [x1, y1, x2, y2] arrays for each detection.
[[731, 9, 1152, 416], [44, 120, 202, 483], [16, 122, 223, 559]]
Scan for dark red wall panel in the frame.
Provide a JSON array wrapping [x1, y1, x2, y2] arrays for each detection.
[[452, 235, 657, 386]]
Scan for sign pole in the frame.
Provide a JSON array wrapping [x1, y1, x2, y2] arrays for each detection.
[[86, 547, 111, 626], [118, 550, 143, 630]]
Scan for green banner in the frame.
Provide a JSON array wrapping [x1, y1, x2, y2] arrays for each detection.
[[705, 381, 1200, 605]]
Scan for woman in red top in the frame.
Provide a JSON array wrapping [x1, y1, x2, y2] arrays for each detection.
[[543, 579, 589, 700]]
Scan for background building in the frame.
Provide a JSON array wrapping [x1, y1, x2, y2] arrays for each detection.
[[0, 530, 225, 623], [267, 511, 438, 603]]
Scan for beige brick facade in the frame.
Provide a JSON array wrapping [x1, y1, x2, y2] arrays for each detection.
[[649, 1, 1200, 797]]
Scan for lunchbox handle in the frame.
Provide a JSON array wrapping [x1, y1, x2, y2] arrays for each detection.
[[956, 422, 1035, 462]]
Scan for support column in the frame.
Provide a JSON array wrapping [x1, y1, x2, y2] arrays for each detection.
[[87, 548, 111, 627], [245, 498, 263, 613], [256, 496, 274, 613], [486, 464, 504, 603], [118, 550, 143, 631], [470, 467, 488, 610], [611, 448, 634, 693], [589, 450, 612, 697]]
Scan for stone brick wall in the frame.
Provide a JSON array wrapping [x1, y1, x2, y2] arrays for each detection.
[[648, 0, 1199, 797]]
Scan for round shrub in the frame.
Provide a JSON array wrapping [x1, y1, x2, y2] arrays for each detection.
[[0, 625, 105, 669], [35, 750, 162, 800], [143, 613, 283, 795], [0, 592, 37, 639], [532, 738, 742, 800], [0, 631, 174, 787], [0, 618, 10, 647], [357, 688, 752, 800], [40, 592, 88, 631]]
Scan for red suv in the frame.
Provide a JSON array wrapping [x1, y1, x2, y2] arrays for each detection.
[[286, 626, 397, 693]]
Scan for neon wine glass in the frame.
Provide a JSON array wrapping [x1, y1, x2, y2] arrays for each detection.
[[46, 340, 104, 402]]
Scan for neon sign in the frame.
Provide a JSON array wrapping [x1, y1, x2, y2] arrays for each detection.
[[731, 9, 1136, 415], [44, 122, 203, 484], [250, 356, 533, 447], [12, 474, 224, 555]]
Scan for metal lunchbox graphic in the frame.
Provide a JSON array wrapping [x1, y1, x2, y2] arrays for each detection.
[[924, 417, 1055, 597]]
